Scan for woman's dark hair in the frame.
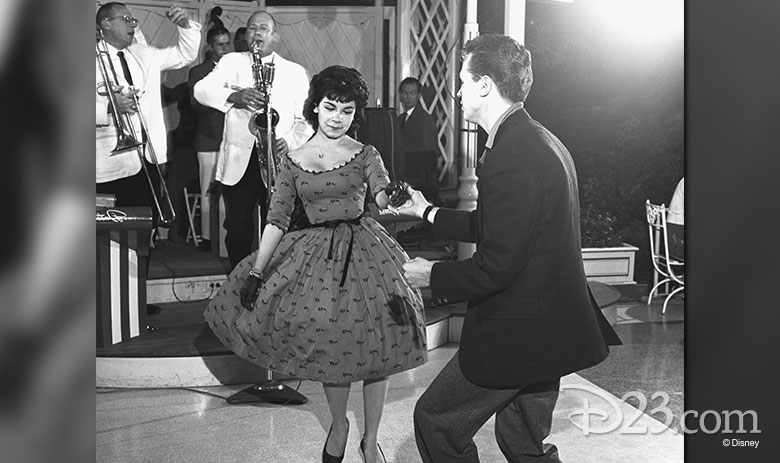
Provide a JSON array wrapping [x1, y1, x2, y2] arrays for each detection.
[[303, 65, 369, 133]]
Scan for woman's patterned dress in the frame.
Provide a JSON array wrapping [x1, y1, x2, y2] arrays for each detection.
[[204, 145, 427, 383]]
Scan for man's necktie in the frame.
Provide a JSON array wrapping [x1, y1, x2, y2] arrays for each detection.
[[117, 51, 134, 86], [116, 50, 144, 141], [400, 112, 407, 129]]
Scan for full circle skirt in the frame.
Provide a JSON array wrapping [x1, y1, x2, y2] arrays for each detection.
[[204, 217, 427, 383]]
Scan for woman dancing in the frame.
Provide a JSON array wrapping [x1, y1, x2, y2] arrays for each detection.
[[204, 65, 427, 463]]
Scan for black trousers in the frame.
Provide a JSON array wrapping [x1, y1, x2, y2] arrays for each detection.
[[221, 147, 268, 269], [164, 147, 198, 239], [414, 354, 562, 463]]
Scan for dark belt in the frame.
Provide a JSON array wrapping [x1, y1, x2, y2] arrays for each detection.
[[306, 216, 363, 287]]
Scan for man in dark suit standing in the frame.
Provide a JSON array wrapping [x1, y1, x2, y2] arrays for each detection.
[[398, 77, 438, 154], [398, 34, 621, 462], [188, 27, 230, 251], [398, 77, 438, 195]]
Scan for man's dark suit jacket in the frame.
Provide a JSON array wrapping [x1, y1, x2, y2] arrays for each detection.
[[399, 107, 438, 154], [430, 108, 621, 389], [188, 60, 225, 152]]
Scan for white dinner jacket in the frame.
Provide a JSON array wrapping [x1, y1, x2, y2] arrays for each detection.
[[193, 51, 312, 186], [96, 21, 201, 183]]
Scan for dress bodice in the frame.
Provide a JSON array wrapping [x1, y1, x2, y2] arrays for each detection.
[[266, 144, 390, 230]]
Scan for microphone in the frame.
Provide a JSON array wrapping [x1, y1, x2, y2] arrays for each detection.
[[263, 62, 275, 87]]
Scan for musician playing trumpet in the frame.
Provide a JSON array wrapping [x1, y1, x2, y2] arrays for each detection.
[[193, 11, 312, 269], [96, 2, 201, 219]]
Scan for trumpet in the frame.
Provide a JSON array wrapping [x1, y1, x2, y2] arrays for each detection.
[[249, 40, 280, 194], [96, 30, 176, 225]]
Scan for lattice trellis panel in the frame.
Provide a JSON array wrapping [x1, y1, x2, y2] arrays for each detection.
[[408, 0, 461, 185]]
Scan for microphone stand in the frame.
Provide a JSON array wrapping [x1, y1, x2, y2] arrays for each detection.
[[226, 370, 307, 405], [226, 58, 307, 406]]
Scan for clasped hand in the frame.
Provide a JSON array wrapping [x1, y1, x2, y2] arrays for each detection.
[[232, 87, 267, 111], [384, 183, 430, 218], [403, 257, 434, 288], [110, 85, 139, 114], [384, 180, 412, 208], [275, 137, 289, 156]]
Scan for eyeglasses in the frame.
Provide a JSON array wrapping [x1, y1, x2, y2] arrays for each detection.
[[106, 15, 139, 26]]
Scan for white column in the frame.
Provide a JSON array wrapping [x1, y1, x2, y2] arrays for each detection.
[[504, 0, 526, 45], [397, 0, 412, 95], [456, 0, 479, 260], [446, 0, 460, 185], [374, 0, 384, 106]]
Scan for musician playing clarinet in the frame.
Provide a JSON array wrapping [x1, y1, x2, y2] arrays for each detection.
[[95, 2, 201, 221], [193, 11, 312, 269]]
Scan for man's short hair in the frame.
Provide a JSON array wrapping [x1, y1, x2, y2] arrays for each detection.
[[399, 77, 422, 92], [247, 11, 278, 32], [264, 12, 278, 32], [233, 26, 248, 51], [207, 27, 230, 45], [96, 2, 125, 27], [462, 34, 533, 103]]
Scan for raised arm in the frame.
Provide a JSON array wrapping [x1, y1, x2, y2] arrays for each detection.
[[140, 6, 202, 71]]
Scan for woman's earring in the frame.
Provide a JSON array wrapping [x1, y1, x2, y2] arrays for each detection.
[[313, 107, 318, 113]]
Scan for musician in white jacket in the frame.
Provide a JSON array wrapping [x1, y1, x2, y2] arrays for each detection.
[[193, 11, 311, 268], [96, 2, 201, 213]]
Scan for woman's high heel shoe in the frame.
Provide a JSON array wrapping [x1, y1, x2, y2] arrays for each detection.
[[359, 438, 387, 463], [322, 418, 349, 463]]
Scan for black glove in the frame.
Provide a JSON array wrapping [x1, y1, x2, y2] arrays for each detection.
[[384, 180, 411, 208], [240, 274, 262, 311]]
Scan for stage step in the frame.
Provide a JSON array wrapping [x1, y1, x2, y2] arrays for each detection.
[[96, 300, 461, 388], [145, 241, 450, 304]]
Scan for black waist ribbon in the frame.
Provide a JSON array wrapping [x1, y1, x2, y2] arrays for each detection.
[[306, 216, 363, 287]]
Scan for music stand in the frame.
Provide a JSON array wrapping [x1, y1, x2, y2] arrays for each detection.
[[226, 369, 308, 405]]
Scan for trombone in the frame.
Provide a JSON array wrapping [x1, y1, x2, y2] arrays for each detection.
[[96, 29, 176, 224]]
